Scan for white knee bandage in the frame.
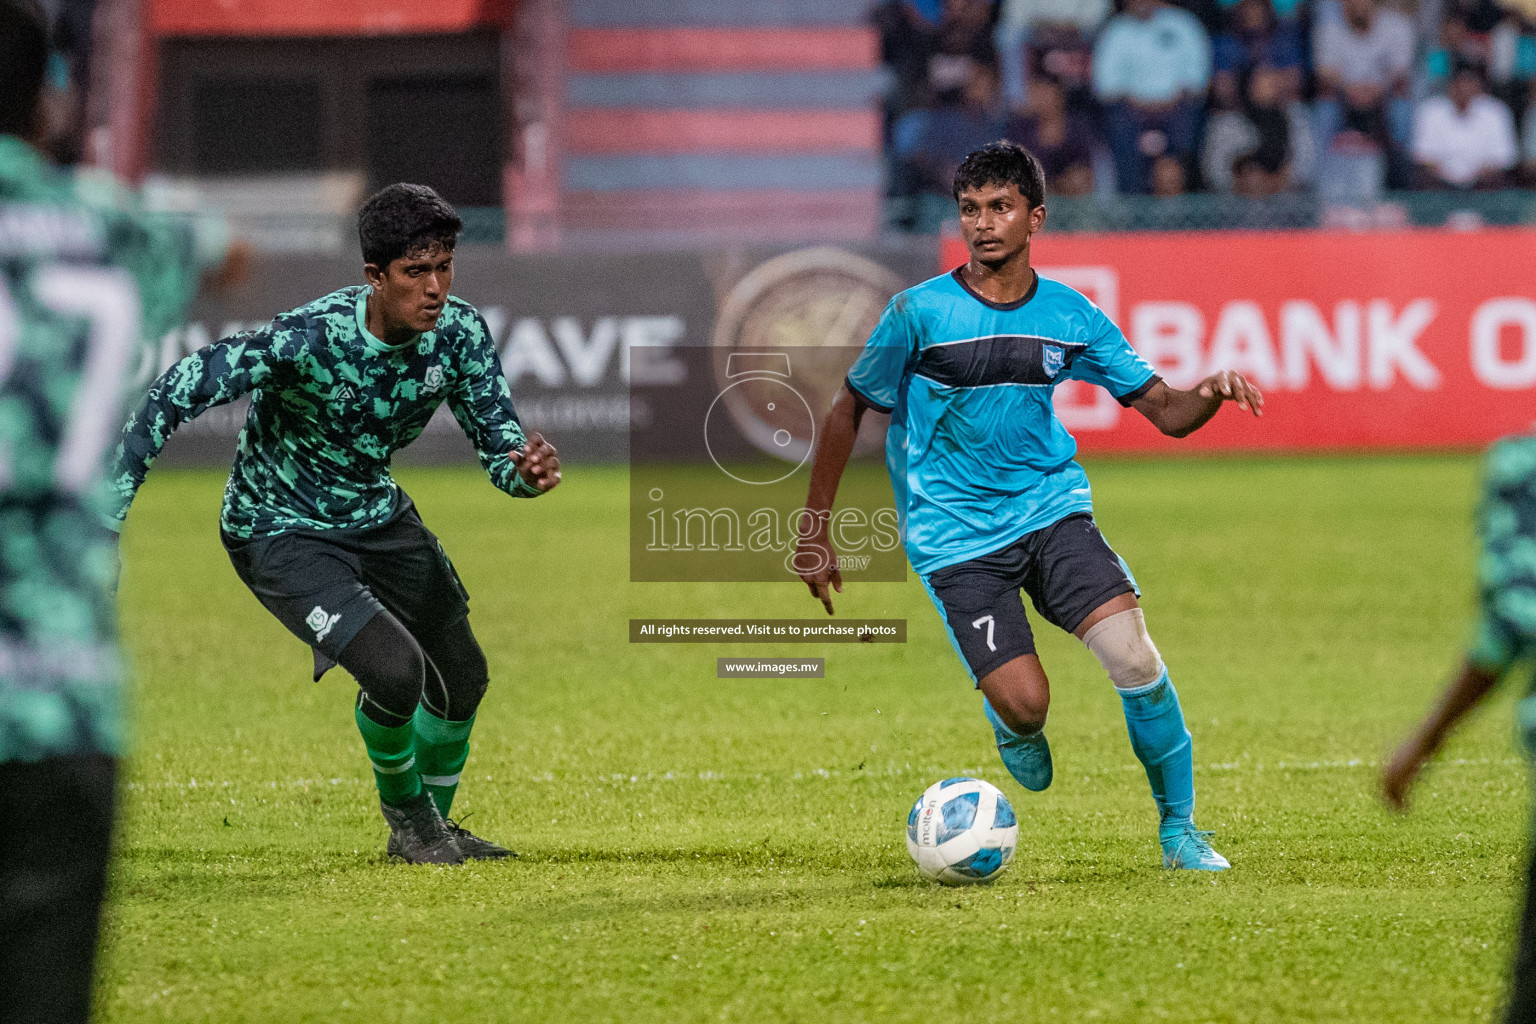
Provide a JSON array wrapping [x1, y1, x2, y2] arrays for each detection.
[[1082, 608, 1164, 689]]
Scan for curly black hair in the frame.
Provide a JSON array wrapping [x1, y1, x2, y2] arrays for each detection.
[[0, 0, 48, 140], [952, 141, 1047, 208], [358, 183, 463, 268]]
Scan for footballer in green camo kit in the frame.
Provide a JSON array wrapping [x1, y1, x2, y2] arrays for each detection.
[[1384, 429, 1536, 1023], [0, 0, 213, 1018], [111, 182, 562, 866]]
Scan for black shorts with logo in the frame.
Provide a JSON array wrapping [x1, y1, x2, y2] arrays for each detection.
[[921, 512, 1139, 684], [223, 494, 470, 674]]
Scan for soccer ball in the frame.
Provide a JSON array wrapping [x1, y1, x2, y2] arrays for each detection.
[[906, 776, 1018, 885]]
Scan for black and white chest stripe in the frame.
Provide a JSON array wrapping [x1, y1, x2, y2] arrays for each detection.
[[914, 335, 1085, 390]]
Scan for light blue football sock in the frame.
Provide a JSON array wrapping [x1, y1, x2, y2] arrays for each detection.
[[1117, 669, 1195, 835]]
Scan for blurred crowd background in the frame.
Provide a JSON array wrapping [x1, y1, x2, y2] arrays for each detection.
[[74, 0, 1536, 248], [880, 0, 1536, 229]]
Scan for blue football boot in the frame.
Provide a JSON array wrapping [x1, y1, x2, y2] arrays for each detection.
[[982, 697, 1053, 792], [1160, 823, 1230, 871]]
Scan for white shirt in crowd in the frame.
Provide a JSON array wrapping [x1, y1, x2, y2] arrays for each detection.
[[1313, 8, 1415, 88], [1411, 93, 1518, 185]]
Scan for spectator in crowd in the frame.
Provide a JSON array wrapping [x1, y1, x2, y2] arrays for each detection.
[[928, 0, 1000, 97], [1487, 6, 1536, 109], [1150, 152, 1189, 197], [993, 0, 1110, 107], [1313, 0, 1416, 172], [874, 0, 945, 125], [874, 0, 997, 134], [1447, 0, 1508, 36], [1093, 0, 1213, 194], [1203, 63, 1316, 190], [894, 60, 1009, 196], [1231, 151, 1284, 196], [1211, 0, 1304, 110], [1424, 16, 1481, 95], [1168, 0, 1225, 35], [1411, 61, 1519, 188], [1005, 75, 1097, 196]]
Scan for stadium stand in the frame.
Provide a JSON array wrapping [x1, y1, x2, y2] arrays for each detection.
[[559, 0, 887, 245], [881, 0, 1536, 233], [119, 0, 1536, 245]]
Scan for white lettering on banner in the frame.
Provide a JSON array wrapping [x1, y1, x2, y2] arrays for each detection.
[[551, 316, 620, 387], [1127, 297, 1439, 396], [145, 307, 688, 400], [1206, 301, 1278, 388], [1131, 302, 1205, 388], [622, 317, 686, 385], [501, 317, 566, 386], [492, 314, 687, 389], [1470, 298, 1536, 390], [1367, 299, 1439, 389], [1280, 301, 1360, 390]]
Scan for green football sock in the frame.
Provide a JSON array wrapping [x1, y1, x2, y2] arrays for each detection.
[[413, 705, 474, 818], [354, 705, 421, 806]]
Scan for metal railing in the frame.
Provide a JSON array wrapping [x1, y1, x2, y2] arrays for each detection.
[[178, 192, 1536, 254], [888, 189, 1536, 235]]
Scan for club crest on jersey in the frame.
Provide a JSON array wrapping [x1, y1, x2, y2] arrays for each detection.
[[1041, 345, 1065, 377], [423, 365, 445, 394], [306, 605, 341, 641]]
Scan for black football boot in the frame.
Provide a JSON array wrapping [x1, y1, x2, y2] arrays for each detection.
[[381, 792, 465, 864], [444, 817, 517, 860]]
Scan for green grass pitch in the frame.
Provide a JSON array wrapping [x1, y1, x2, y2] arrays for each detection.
[[105, 455, 1525, 1023]]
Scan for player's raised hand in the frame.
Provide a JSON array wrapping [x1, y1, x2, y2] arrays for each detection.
[[793, 522, 843, 615], [510, 433, 562, 492], [1197, 370, 1264, 416]]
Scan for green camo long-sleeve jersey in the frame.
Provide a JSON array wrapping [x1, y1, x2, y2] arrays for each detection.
[[111, 285, 540, 540], [1469, 432, 1536, 675], [0, 135, 201, 762]]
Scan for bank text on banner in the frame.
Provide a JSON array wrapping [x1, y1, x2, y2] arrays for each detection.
[[940, 228, 1536, 451]]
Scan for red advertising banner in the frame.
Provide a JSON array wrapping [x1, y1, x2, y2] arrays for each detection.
[[149, 0, 513, 37], [940, 229, 1536, 452]]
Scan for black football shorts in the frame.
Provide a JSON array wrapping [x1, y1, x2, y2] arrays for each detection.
[[921, 512, 1139, 684], [222, 494, 470, 671]]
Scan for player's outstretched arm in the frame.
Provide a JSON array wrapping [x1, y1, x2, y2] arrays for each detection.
[[1130, 370, 1264, 438], [795, 384, 867, 615], [108, 327, 279, 528], [1381, 660, 1502, 811], [447, 313, 560, 498]]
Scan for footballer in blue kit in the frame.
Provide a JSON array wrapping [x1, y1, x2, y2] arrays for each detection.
[[797, 142, 1264, 870]]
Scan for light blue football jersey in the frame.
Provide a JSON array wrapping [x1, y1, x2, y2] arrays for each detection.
[[845, 268, 1158, 576]]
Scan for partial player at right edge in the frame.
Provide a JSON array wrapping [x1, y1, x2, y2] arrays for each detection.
[[795, 142, 1264, 871]]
